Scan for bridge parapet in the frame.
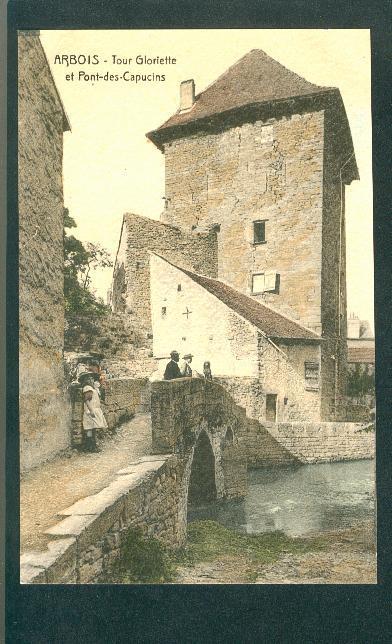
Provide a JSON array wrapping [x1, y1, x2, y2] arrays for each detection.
[[151, 377, 248, 503], [151, 377, 246, 454]]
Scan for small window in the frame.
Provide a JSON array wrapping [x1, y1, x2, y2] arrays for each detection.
[[177, 284, 182, 291], [161, 306, 167, 318], [252, 272, 279, 294], [305, 362, 320, 389], [253, 220, 267, 244]]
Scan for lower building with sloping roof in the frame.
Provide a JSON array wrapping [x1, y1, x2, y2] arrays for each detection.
[[150, 252, 323, 423]]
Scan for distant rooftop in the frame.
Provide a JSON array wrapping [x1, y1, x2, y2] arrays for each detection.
[[153, 253, 321, 343], [348, 347, 375, 364]]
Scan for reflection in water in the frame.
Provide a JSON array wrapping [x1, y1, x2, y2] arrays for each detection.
[[188, 460, 375, 537]]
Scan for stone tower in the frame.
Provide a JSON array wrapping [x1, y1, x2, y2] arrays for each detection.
[[147, 50, 359, 419]]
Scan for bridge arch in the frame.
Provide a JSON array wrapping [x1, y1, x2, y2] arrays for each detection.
[[187, 430, 217, 507], [222, 427, 234, 447]]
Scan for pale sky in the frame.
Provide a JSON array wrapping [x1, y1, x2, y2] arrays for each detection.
[[40, 29, 373, 328]]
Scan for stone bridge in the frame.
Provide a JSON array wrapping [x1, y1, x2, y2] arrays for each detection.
[[21, 378, 247, 584], [22, 375, 373, 583], [151, 377, 248, 537]]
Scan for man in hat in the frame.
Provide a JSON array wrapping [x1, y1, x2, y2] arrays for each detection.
[[163, 350, 182, 380], [180, 353, 194, 377], [78, 371, 108, 452]]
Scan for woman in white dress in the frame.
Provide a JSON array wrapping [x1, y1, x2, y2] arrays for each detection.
[[78, 372, 108, 452]]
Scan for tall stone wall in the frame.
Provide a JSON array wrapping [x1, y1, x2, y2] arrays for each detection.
[[160, 96, 357, 421], [18, 32, 70, 472], [111, 212, 218, 333], [320, 102, 352, 420], [162, 111, 324, 332]]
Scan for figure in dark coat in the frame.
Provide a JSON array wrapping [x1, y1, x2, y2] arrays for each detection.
[[164, 350, 182, 380]]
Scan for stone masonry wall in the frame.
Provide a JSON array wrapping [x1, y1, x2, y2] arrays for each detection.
[[265, 422, 375, 464], [22, 380, 248, 584], [112, 212, 218, 333], [150, 378, 248, 500], [161, 98, 356, 421], [320, 102, 352, 420], [21, 455, 186, 584], [70, 378, 149, 446], [162, 111, 324, 333], [242, 420, 374, 467], [215, 338, 321, 423], [241, 418, 300, 467], [19, 32, 71, 471]]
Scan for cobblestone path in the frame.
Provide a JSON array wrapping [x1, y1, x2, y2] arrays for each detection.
[[20, 413, 152, 553]]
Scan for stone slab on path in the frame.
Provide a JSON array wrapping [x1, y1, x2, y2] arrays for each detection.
[[20, 413, 152, 553]]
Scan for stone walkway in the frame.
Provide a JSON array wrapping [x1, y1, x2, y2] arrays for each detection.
[[20, 413, 152, 553]]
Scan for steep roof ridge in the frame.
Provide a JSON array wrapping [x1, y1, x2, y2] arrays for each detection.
[[149, 48, 336, 139], [193, 49, 259, 100], [151, 251, 321, 341], [199, 48, 326, 95]]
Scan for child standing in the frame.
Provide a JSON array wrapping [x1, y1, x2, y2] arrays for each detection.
[[78, 371, 108, 452]]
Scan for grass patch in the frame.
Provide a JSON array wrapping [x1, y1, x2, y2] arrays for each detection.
[[171, 520, 329, 577], [107, 527, 175, 584], [106, 521, 330, 584]]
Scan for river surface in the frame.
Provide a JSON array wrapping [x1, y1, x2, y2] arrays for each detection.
[[188, 459, 376, 537]]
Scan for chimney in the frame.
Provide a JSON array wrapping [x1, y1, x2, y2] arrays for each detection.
[[179, 79, 195, 112]]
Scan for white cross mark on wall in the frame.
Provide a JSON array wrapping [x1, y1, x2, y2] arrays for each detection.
[[182, 307, 192, 319]]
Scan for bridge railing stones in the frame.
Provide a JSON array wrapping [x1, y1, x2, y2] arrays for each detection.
[[151, 377, 248, 501], [21, 455, 185, 584], [151, 377, 247, 454]]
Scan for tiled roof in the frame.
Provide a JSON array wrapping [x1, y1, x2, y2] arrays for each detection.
[[147, 49, 335, 144], [348, 347, 375, 364], [154, 253, 321, 342]]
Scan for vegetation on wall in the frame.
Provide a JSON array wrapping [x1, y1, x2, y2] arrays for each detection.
[[64, 208, 112, 316], [105, 520, 330, 584], [64, 208, 112, 351], [63, 209, 145, 354], [109, 527, 174, 583], [347, 364, 375, 401]]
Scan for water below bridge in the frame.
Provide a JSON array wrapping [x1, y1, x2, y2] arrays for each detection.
[[188, 459, 376, 537]]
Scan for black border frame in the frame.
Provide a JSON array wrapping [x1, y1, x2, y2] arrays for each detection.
[[6, 2, 392, 642]]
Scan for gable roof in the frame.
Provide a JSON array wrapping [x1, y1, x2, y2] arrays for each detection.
[[147, 49, 335, 147], [153, 253, 321, 343]]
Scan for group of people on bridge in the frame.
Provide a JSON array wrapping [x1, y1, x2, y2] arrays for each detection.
[[163, 350, 212, 381]]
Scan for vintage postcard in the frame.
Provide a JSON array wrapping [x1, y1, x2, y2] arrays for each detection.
[[18, 29, 375, 586]]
